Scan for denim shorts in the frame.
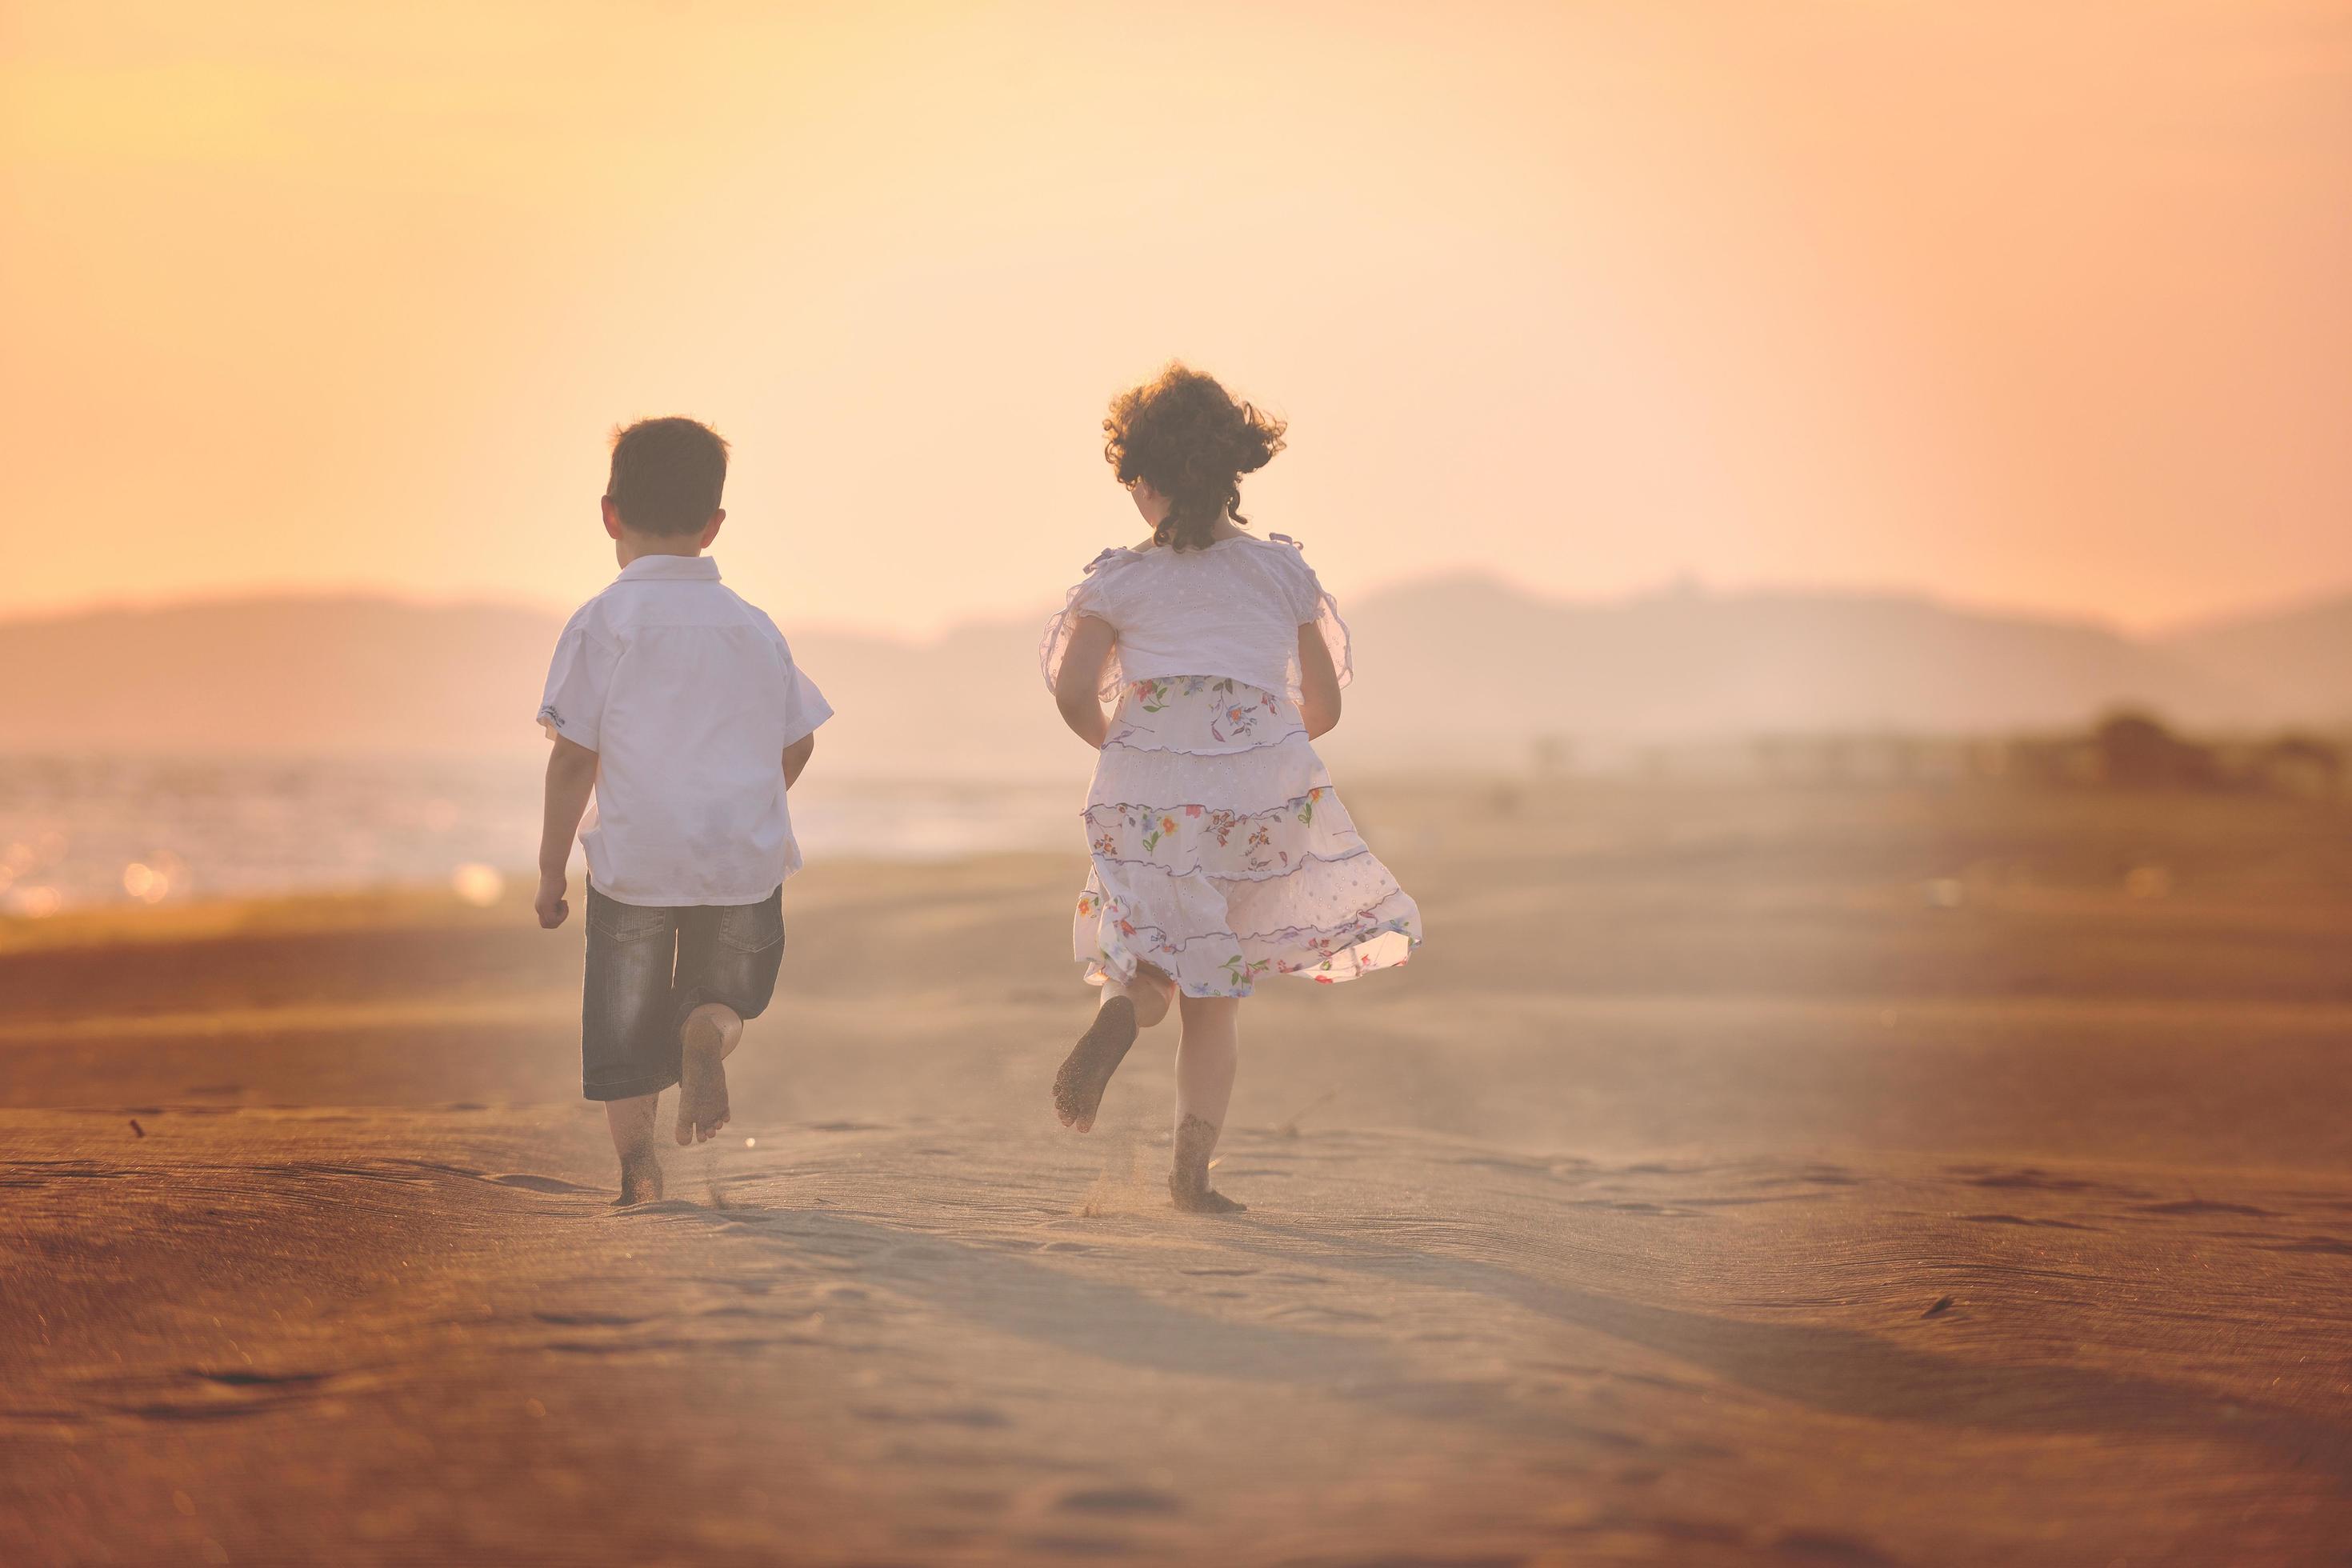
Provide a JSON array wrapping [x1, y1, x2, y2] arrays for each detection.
[[581, 882, 785, 1102]]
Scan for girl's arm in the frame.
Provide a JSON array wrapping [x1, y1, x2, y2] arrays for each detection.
[[782, 732, 816, 788], [1053, 615, 1117, 748], [1297, 623, 1342, 739]]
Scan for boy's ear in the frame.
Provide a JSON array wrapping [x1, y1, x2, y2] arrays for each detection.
[[698, 510, 726, 549], [600, 496, 624, 540]]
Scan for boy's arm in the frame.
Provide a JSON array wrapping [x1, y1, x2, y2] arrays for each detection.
[[1053, 616, 1116, 748], [783, 732, 816, 788], [536, 735, 599, 929]]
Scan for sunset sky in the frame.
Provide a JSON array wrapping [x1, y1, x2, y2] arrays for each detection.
[[4, 1, 2347, 637]]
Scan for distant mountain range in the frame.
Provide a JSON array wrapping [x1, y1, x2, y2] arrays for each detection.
[[2, 580, 2343, 774]]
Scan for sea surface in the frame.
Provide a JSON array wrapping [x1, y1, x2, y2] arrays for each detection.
[[0, 754, 1075, 915]]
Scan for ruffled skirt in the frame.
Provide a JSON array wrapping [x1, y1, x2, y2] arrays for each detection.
[[1073, 676, 1421, 998]]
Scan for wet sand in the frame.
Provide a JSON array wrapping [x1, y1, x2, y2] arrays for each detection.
[[4, 779, 2350, 1564]]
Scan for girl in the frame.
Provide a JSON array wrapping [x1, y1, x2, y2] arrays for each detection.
[[1040, 365, 1422, 1213]]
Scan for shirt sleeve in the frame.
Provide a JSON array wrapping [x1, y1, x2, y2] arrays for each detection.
[[744, 610, 834, 749], [1038, 548, 1130, 698], [780, 659, 834, 749], [1272, 537, 1353, 699], [537, 618, 620, 750], [1281, 546, 1325, 626]]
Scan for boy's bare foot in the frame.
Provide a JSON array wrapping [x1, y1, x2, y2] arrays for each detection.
[[1170, 1112, 1246, 1214], [1054, 995, 1138, 1133], [616, 1148, 664, 1205], [605, 1093, 662, 1203], [675, 1003, 741, 1146]]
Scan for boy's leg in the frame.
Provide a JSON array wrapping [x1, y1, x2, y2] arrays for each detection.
[[582, 885, 686, 1202], [1054, 964, 1174, 1133], [670, 890, 784, 1146], [1170, 994, 1243, 1214]]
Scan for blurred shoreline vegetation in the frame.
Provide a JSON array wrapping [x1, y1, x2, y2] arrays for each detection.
[[1537, 711, 2349, 800]]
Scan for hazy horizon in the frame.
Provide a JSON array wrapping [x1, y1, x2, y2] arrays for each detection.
[[10, 557, 2352, 646]]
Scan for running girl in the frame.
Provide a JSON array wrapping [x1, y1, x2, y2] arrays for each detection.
[[1041, 365, 1422, 1212]]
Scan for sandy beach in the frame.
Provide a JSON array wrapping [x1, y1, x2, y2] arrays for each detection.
[[6, 777, 2350, 1564]]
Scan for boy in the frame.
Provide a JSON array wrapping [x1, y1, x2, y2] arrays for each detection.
[[534, 417, 830, 1205]]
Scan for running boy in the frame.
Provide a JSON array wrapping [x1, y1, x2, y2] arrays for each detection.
[[534, 417, 831, 1204]]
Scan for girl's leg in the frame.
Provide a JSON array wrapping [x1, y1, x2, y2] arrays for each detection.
[[1054, 964, 1174, 1132], [1106, 966, 1174, 1028], [1170, 995, 1244, 1214]]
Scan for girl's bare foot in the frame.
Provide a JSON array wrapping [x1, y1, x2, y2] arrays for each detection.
[[675, 1003, 741, 1146], [1054, 995, 1138, 1133], [1170, 1111, 1246, 1213]]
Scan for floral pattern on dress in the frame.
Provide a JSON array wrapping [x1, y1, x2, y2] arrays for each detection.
[[1081, 789, 1362, 878], [1101, 679, 1295, 757], [1071, 674, 1419, 998]]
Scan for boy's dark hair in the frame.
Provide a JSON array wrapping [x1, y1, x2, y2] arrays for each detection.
[[606, 417, 730, 536]]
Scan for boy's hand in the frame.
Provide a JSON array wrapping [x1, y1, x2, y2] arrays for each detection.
[[535, 872, 570, 930]]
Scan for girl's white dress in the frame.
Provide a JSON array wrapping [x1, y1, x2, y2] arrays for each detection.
[[1041, 532, 1422, 998]]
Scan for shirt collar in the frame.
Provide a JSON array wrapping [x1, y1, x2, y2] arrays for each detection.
[[617, 554, 721, 582]]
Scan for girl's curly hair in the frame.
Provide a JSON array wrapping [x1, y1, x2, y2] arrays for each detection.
[[1102, 364, 1288, 552]]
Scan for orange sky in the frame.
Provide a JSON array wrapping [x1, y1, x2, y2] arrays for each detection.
[[4, 1, 2348, 636]]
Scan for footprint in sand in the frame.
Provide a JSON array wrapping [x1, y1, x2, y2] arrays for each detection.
[[1960, 1167, 2102, 1193], [1018, 1533, 1138, 1558], [1266, 1302, 1378, 1324], [850, 1405, 1010, 1429], [104, 1366, 345, 1422], [0, 1162, 120, 1187], [491, 1174, 594, 1194], [2258, 1235, 2352, 1256], [1574, 1199, 1706, 1218], [194, 1370, 331, 1390], [350, 1159, 583, 1190], [265, 1163, 430, 1186], [1055, 1486, 1182, 1517]]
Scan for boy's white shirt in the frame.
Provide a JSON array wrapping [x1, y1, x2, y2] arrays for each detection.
[[537, 554, 832, 906]]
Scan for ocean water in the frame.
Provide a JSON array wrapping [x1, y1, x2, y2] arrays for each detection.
[[0, 754, 1076, 916]]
